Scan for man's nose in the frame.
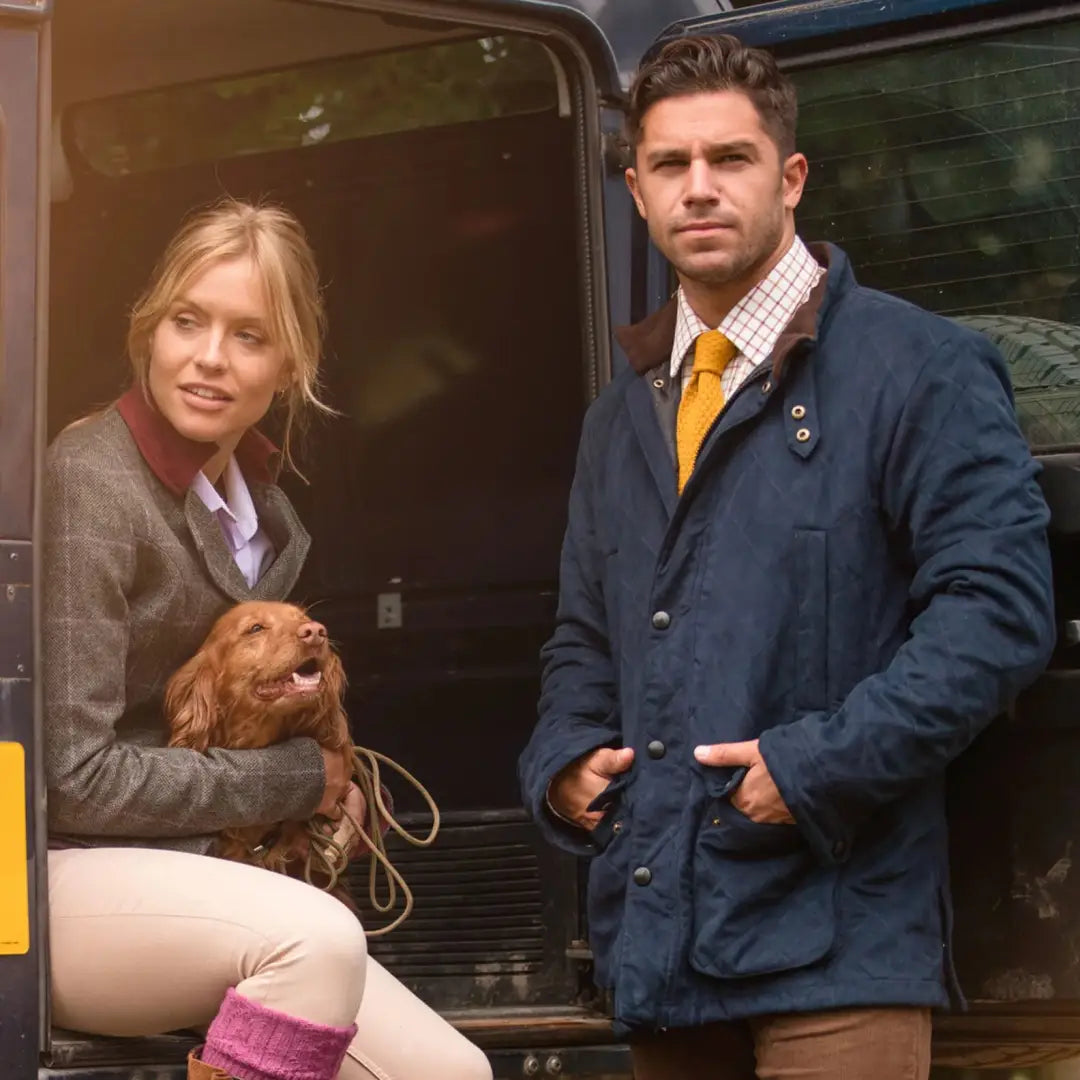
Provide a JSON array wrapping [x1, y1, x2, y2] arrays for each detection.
[[683, 158, 718, 204], [298, 620, 327, 644]]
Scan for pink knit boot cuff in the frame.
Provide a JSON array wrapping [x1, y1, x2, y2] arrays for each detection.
[[201, 989, 357, 1080]]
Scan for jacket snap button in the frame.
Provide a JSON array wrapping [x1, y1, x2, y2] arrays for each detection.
[[647, 739, 666, 759], [791, 404, 806, 420], [653, 378, 665, 389], [633, 866, 652, 886], [795, 427, 811, 443], [832, 840, 849, 861], [612, 821, 623, 834], [651, 610, 671, 630], [761, 381, 772, 394]]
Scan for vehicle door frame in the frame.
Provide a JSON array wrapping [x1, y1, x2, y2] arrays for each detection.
[[0, 1, 51, 1076]]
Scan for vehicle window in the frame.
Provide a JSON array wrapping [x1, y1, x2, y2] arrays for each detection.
[[793, 21, 1080, 448], [67, 34, 558, 176]]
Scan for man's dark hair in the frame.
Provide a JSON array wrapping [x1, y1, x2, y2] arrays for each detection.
[[627, 35, 798, 158]]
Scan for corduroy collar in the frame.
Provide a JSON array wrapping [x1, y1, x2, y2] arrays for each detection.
[[116, 386, 279, 497], [614, 241, 837, 380]]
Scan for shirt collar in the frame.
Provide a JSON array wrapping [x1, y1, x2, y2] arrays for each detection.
[[116, 385, 280, 497], [190, 456, 260, 541], [670, 235, 819, 379]]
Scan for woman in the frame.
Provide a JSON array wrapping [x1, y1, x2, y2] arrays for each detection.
[[44, 199, 492, 1080]]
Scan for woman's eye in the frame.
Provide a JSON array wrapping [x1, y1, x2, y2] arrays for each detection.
[[173, 314, 197, 331], [245, 623, 265, 635], [236, 330, 264, 346]]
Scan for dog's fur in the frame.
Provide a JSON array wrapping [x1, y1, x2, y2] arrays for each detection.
[[165, 600, 353, 870]]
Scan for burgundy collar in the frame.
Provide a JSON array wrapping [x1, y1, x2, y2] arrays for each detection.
[[116, 386, 279, 497]]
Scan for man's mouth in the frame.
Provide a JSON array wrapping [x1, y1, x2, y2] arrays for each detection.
[[677, 222, 733, 234], [256, 658, 324, 700]]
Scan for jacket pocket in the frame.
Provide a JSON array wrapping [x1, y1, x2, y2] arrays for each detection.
[[689, 796, 837, 979], [793, 527, 828, 711], [586, 778, 632, 988], [587, 773, 631, 852]]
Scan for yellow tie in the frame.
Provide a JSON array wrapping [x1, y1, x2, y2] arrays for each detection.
[[676, 330, 737, 493]]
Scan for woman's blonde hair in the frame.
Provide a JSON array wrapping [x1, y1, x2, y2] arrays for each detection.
[[127, 198, 331, 476]]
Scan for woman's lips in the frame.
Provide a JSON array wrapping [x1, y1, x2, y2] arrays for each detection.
[[179, 385, 233, 411]]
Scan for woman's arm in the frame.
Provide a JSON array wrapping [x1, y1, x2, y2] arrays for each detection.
[[43, 443, 327, 839]]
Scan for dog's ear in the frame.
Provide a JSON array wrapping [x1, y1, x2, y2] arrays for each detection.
[[164, 652, 220, 752], [318, 651, 351, 750]]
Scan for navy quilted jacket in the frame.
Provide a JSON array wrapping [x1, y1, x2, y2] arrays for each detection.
[[519, 244, 1055, 1031]]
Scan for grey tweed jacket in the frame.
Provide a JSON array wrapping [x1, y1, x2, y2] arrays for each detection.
[[44, 397, 326, 854]]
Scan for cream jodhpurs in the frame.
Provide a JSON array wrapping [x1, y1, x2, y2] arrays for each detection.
[[48, 847, 492, 1080]]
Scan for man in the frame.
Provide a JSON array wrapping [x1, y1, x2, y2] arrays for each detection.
[[519, 34, 1056, 1079]]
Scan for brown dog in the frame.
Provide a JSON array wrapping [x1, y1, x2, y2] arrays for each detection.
[[164, 600, 354, 871]]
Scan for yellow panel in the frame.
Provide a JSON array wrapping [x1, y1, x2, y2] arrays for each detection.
[[0, 742, 29, 955]]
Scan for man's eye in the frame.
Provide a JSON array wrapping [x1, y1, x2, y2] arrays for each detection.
[[245, 623, 265, 635]]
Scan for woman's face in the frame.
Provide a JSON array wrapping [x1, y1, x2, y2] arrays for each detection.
[[148, 256, 288, 458]]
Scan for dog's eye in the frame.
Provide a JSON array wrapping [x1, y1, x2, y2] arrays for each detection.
[[245, 623, 265, 636]]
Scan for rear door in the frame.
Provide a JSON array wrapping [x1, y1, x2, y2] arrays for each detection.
[[0, 2, 49, 1078], [643, 0, 1080, 1063]]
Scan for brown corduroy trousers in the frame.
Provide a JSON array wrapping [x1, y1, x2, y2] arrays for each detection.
[[631, 1006, 932, 1080]]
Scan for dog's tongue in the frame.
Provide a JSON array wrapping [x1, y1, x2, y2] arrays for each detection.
[[291, 670, 322, 689]]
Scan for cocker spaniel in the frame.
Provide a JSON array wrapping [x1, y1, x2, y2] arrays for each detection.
[[164, 600, 354, 871]]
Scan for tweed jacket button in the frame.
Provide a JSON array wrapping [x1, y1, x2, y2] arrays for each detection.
[[647, 739, 666, 759], [796, 427, 811, 443], [633, 866, 652, 886], [651, 610, 671, 630], [791, 404, 807, 420]]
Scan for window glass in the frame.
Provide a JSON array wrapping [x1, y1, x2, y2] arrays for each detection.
[[68, 35, 558, 176], [793, 22, 1080, 447]]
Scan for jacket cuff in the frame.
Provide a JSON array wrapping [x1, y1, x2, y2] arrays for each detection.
[[525, 734, 617, 857], [250, 737, 326, 822], [758, 718, 853, 866]]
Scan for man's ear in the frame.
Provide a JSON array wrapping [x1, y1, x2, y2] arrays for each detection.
[[625, 167, 648, 220], [782, 152, 809, 211], [164, 653, 220, 752]]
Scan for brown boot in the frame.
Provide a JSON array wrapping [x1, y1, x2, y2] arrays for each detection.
[[187, 1048, 234, 1080]]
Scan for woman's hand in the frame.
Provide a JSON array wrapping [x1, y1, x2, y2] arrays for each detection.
[[314, 746, 351, 818], [328, 781, 368, 860], [286, 782, 367, 866]]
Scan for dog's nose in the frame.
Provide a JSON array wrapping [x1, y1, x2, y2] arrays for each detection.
[[297, 621, 327, 644]]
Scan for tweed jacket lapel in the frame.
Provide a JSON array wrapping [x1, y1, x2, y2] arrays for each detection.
[[184, 482, 311, 602], [183, 491, 251, 601], [248, 483, 311, 600]]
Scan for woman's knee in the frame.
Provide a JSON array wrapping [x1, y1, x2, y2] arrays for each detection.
[[245, 888, 367, 1024], [291, 892, 368, 981]]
